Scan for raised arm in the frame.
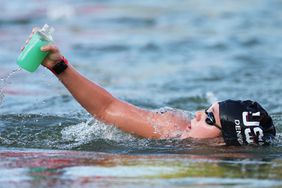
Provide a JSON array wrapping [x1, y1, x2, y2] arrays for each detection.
[[40, 45, 163, 138], [40, 45, 190, 139]]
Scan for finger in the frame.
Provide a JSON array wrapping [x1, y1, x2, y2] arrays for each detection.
[[41, 44, 59, 53], [48, 53, 61, 61], [20, 46, 25, 51], [25, 27, 39, 42], [41, 45, 59, 53], [28, 33, 33, 40], [32, 27, 40, 34]]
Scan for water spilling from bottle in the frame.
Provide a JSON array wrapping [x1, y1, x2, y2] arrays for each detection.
[[0, 68, 22, 105], [0, 0, 282, 187]]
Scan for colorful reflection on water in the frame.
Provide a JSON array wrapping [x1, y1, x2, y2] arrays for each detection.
[[0, 0, 282, 187]]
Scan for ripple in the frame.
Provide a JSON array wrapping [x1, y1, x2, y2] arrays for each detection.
[[106, 17, 156, 27], [73, 43, 131, 53]]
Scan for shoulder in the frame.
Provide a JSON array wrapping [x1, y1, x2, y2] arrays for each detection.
[[149, 107, 191, 139]]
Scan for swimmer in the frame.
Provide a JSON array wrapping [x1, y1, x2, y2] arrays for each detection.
[[22, 29, 276, 146]]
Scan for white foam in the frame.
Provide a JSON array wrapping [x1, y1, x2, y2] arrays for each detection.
[[60, 118, 138, 149]]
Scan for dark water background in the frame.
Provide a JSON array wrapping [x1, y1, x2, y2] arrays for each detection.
[[0, 0, 282, 187]]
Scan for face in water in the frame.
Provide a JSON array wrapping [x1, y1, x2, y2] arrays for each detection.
[[182, 102, 222, 139]]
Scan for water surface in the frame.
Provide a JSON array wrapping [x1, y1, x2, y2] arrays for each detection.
[[0, 0, 282, 187]]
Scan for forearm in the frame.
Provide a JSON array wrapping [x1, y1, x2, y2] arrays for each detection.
[[55, 64, 115, 119], [51, 63, 161, 138], [49, 62, 183, 140], [38, 44, 162, 138], [53, 64, 160, 138]]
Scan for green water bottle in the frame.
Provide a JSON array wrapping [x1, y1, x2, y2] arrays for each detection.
[[17, 24, 55, 72]]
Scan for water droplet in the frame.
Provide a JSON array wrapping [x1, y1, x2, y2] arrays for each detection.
[[0, 68, 22, 105]]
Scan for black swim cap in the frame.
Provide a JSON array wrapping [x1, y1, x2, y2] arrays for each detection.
[[219, 100, 276, 146]]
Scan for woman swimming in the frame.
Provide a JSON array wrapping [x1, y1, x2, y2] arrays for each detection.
[[22, 28, 276, 146]]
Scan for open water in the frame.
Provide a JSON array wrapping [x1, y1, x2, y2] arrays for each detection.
[[0, 0, 282, 187]]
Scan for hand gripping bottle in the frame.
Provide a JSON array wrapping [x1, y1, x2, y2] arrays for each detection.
[[17, 24, 55, 72]]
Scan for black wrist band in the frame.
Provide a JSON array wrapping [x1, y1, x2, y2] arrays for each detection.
[[52, 57, 68, 75]]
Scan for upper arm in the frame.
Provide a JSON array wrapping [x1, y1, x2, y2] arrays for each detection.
[[101, 99, 160, 138], [101, 99, 190, 139]]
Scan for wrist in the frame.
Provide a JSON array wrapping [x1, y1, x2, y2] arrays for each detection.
[[49, 56, 69, 75]]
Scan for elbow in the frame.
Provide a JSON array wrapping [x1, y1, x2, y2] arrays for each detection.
[[92, 98, 116, 123]]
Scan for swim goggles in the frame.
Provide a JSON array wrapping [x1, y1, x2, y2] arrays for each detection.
[[205, 109, 222, 130]]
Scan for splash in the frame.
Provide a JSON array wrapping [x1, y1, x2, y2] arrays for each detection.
[[206, 91, 218, 104], [0, 68, 22, 104], [60, 117, 139, 149]]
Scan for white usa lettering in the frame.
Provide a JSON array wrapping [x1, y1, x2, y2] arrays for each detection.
[[242, 111, 264, 144], [242, 111, 260, 126]]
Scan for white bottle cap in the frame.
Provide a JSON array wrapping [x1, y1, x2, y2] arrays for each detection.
[[41, 24, 55, 35]]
